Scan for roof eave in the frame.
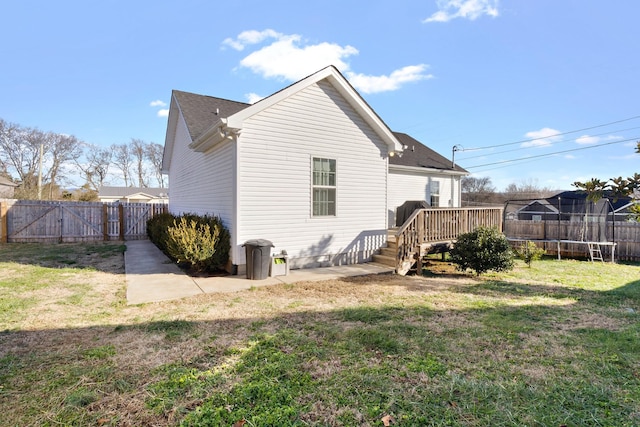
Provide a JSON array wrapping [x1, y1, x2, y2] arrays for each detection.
[[226, 66, 403, 154], [389, 164, 468, 176], [188, 118, 229, 152]]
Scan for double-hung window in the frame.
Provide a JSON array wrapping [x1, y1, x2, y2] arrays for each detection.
[[430, 181, 440, 207], [312, 157, 336, 216]]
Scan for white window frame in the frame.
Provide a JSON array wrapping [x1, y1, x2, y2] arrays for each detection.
[[311, 157, 336, 217], [430, 181, 440, 207]]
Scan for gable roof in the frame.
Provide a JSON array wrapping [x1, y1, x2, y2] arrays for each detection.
[[172, 90, 249, 142], [390, 132, 468, 174], [98, 186, 168, 198], [0, 176, 18, 187], [223, 66, 403, 153], [550, 190, 633, 212], [163, 66, 405, 170]]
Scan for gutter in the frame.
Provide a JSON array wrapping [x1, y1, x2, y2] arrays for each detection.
[[389, 164, 468, 176]]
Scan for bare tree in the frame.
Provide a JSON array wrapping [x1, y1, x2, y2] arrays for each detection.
[[74, 144, 112, 191], [146, 142, 165, 188], [43, 132, 82, 199], [111, 143, 132, 186], [130, 138, 148, 187], [0, 119, 83, 199], [461, 176, 498, 205], [0, 120, 43, 193], [503, 179, 556, 200]]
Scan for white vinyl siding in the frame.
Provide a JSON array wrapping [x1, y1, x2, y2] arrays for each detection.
[[167, 114, 234, 234], [387, 170, 461, 224], [236, 81, 389, 266]]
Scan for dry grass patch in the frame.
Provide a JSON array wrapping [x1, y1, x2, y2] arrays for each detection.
[[0, 243, 639, 426]]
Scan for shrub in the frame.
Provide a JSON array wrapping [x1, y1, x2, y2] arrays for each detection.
[[180, 214, 230, 271], [449, 226, 514, 275], [147, 212, 230, 273], [147, 212, 178, 254], [514, 240, 545, 268], [166, 217, 220, 273]]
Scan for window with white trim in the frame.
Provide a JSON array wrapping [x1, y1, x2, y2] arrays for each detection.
[[430, 181, 440, 207], [312, 157, 336, 216]]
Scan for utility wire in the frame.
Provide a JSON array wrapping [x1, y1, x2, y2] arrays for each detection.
[[459, 114, 640, 152], [465, 136, 637, 169], [458, 125, 640, 161]]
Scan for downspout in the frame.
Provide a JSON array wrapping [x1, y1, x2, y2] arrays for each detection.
[[230, 129, 241, 274], [450, 176, 455, 207]]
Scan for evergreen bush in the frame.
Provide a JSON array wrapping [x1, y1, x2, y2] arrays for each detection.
[[147, 212, 230, 273], [449, 226, 514, 275], [166, 217, 220, 273], [147, 213, 177, 253]]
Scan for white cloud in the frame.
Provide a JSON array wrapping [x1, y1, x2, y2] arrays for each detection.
[[346, 65, 433, 94], [564, 154, 576, 159], [222, 29, 283, 51], [521, 127, 562, 148], [245, 93, 264, 104], [225, 30, 432, 94], [575, 135, 599, 145], [424, 0, 499, 23], [150, 100, 167, 107], [157, 109, 169, 117], [238, 33, 358, 81]]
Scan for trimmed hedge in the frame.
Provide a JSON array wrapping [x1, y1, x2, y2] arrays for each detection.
[[147, 212, 230, 273]]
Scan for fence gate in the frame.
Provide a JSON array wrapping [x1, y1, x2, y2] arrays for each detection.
[[0, 199, 167, 243]]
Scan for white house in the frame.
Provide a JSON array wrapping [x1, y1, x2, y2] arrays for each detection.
[[98, 186, 169, 204], [162, 66, 467, 274]]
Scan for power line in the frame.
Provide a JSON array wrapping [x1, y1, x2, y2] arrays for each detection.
[[459, 125, 640, 161], [459, 114, 640, 152], [465, 136, 637, 170]]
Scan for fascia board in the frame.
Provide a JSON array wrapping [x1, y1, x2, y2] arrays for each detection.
[[226, 66, 404, 153], [189, 118, 227, 152], [389, 164, 468, 176], [161, 96, 180, 173]]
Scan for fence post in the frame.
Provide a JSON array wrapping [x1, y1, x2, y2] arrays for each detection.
[[0, 201, 6, 243], [118, 203, 125, 241], [102, 204, 109, 241]]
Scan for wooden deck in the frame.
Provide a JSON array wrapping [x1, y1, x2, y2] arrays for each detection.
[[374, 207, 504, 275]]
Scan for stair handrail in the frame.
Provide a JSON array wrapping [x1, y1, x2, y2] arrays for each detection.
[[394, 208, 426, 274], [394, 207, 505, 274]]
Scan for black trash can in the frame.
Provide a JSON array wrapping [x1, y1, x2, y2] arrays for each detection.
[[242, 239, 274, 280]]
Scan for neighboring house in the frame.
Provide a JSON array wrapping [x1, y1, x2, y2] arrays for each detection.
[[162, 65, 468, 273], [0, 176, 18, 198], [98, 186, 168, 204], [511, 190, 634, 222]]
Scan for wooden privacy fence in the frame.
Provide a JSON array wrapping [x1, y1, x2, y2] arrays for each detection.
[[504, 219, 640, 261], [0, 199, 168, 243]]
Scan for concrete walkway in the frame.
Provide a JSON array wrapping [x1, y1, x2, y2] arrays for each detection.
[[124, 240, 395, 304]]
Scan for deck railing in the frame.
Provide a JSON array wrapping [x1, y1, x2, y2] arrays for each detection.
[[395, 207, 504, 274]]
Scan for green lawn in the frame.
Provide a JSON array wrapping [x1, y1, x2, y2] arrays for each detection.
[[0, 244, 638, 426]]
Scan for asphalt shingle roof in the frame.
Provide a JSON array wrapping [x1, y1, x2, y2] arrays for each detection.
[[171, 90, 467, 174], [173, 90, 249, 142], [390, 132, 468, 173]]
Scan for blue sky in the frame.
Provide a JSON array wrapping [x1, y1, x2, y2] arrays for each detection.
[[1, 0, 639, 190]]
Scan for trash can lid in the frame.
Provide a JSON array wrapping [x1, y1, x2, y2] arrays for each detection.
[[242, 239, 274, 247]]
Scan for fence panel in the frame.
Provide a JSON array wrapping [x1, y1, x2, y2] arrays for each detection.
[[0, 199, 167, 243], [504, 219, 640, 261]]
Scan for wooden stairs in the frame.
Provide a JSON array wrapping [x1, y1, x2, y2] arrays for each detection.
[[372, 228, 401, 268], [372, 207, 505, 276]]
